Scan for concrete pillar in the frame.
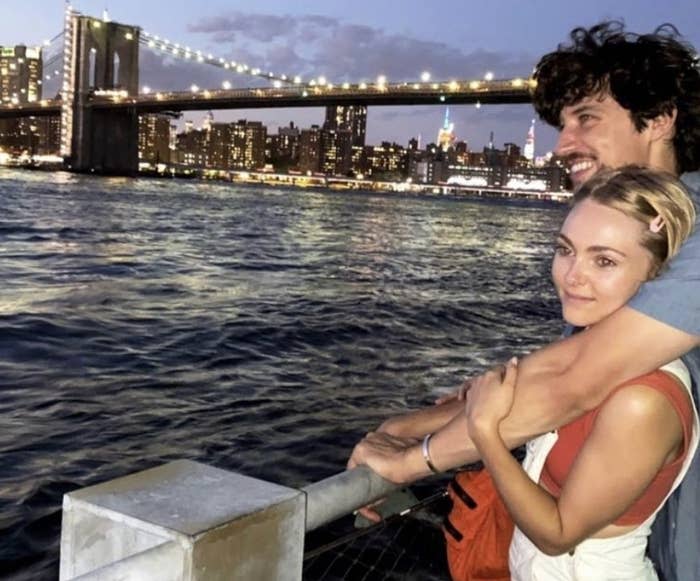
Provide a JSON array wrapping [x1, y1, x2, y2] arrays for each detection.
[[59, 460, 305, 581]]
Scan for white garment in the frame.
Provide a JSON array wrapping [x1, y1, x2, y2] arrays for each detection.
[[509, 359, 699, 580]]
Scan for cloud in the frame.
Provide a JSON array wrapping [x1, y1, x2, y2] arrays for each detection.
[[184, 11, 537, 83], [188, 14, 298, 43]]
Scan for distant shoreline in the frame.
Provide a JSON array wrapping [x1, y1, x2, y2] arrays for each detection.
[[3, 162, 572, 203]]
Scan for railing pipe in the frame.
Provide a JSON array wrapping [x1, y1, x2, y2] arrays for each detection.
[[302, 466, 399, 532]]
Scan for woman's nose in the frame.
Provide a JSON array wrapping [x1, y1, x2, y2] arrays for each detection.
[[565, 261, 586, 286]]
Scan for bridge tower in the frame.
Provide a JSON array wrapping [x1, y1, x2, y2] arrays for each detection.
[[61, 5, 140, 175]]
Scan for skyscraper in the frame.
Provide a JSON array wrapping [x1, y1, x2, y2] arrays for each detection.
[[0, 45, 42, 104], [523, 119, 535, 164], [436, 108, 455, 152], [324, 105, 367, 147]]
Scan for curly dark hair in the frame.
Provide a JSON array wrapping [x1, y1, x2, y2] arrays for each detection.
[[532, 21, 700, 174]]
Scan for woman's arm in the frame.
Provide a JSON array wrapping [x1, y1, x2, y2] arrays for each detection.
[[377, 399, 464, 438], [467, 363, 685, 556]]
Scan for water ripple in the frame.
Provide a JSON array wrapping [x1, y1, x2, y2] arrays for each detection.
[[0, 169, 565, 579]]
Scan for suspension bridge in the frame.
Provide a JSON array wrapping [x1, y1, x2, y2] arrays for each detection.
[[0, 4, 535, 175]]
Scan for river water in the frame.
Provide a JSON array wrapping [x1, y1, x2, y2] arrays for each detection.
[[0, 169, 565, 579]]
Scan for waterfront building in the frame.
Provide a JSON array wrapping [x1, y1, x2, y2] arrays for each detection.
[[173, 117, 266, 171], [239, 120, 266, 170], [0, 115, 59, 156], [408, 147, 449, 184], [207, 122, 232, 169], [503, 142, 527, 168], [363, 141, 408, 180], [324, 105, 367, 147], [447, 160, 565, 190], [299, 125, 322, 173], [176, 128, 207, 168], [0, 118, 32, 155], [320, 128, 353, 176], [268, 122, 300, 171], [139, 114, 172, 166], [34, 116, 61, 155], [0, 45, 42, 104]]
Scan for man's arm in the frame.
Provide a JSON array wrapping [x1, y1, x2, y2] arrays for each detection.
[[349, 306, 698, 484], [428, 306, 697, 470]]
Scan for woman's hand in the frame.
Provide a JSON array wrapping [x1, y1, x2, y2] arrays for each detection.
[[347, 431, 423, 521], [465, 357, 518, 439], [434, 377, 474, 405], [347, 431, 421, 485]]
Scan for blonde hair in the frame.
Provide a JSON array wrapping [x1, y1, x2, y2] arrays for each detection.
[[573, 166, 696, 276]]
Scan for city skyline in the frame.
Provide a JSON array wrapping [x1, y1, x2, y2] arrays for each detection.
[[2, 0, 699, 153]]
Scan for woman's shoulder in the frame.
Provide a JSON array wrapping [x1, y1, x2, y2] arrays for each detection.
[[598, 361, 692, 436]]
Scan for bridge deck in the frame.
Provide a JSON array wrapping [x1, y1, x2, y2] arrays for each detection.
[[0, 79, 533, 118]]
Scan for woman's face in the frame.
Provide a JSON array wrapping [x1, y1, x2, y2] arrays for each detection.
[[551, 198, 655, 327]]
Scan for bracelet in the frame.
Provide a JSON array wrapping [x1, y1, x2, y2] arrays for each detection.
[[421, 433, 440, 474]]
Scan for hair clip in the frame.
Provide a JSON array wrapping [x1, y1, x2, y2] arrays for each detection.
[[649, 215, 665, 234]]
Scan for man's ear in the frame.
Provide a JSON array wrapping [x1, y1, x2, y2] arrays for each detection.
[[649, 108, 677, 142]]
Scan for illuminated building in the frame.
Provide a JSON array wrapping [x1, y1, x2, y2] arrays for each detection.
[[436, 107, 455, 152], [320, 128, 353, 176], [523, 118, 535, 164], [229, 119, 266, 170], [34, 116, 61, 154], [241, 121, 266, 170], [176, 129, 207, 167], [299, 125, 322, 173], [138, 114, 172, 165], [0, 45, 42, 104], [0, 116, 60, 156], [207, 122, 231, 169], [362, 142, 408, 179], [268, 122, 300, 171], [324, 105, 367, 147]]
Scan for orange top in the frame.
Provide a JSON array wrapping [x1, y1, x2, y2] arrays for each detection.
[[539, 370, 694, 526]]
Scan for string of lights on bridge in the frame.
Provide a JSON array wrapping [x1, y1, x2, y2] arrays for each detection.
[[139, 30, 301, 89]]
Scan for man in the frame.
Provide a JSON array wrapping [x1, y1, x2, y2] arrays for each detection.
[[348, 22, 700, 580]]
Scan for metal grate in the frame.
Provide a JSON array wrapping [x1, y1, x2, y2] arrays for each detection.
[[303, 489, 450, 581]]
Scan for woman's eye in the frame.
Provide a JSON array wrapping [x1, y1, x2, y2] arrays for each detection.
[[596, 256, 616, 267], [554, 244, 571, 255]]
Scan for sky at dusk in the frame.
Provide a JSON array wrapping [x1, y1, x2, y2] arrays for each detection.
[[2, 0, 699, 154]]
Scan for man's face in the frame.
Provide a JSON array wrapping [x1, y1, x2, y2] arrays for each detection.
[[555, 93, 655, 188]]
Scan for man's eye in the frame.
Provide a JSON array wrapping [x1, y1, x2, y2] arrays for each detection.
[[579, 114, 593, 124]]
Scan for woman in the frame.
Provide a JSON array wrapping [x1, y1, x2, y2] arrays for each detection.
[[465, 166, 698, 579]]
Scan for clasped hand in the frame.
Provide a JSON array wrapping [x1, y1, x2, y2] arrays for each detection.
[[465, 356, 519, 438]]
